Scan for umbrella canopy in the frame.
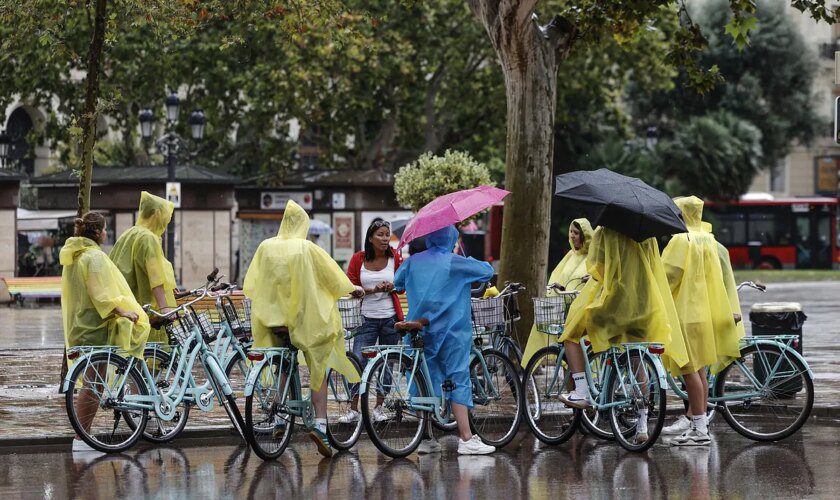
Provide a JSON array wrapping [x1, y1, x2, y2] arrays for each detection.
[[554, 169, 687, 242], [389, 218, 410, 238], [308, 219, 333, 235], [398, 185, 510, 249]]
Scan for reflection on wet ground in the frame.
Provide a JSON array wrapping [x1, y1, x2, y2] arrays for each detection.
[[1, 426, 838, 499]]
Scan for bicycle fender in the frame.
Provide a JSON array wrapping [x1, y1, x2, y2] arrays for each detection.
[[644, 351, 669, 386], [358, 347, 405, 393], [242, 354, 273, 397]]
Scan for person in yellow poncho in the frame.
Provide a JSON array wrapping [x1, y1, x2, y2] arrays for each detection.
[[660, 198, 745, 445], [110, 192, 177, 343], [243, 199, 363, 458], [61, 212, 150, 451], [559, 226, 689, 440], [521, 218, 593, 367]]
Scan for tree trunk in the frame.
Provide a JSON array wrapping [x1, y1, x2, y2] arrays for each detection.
[[75, 0, 108, 217], [467, 1, 575, 347]]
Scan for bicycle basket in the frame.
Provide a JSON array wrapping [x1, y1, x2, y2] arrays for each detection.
[[165, 312, 198, 348], [532, 296, 571, 335], [471, 296, 505, 332], [218, 296, 249, 341], [338, 297, 363, 332], [189, 306, 217, 343]]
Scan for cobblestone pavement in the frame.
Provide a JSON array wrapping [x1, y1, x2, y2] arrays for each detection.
[[0, 281, 837, 439]]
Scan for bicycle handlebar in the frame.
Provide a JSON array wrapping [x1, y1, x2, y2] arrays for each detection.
[[144, 269, 227, 319], [737, 281, 766, 292]]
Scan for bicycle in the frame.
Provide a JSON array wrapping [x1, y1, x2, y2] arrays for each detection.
[[358, 316, 524, 458], [140, 287, 253, 443], [63, 268, 247, 453], [523, 287, 669, 452], [241, 308, 364, 461], [664, 281, 814, 441]]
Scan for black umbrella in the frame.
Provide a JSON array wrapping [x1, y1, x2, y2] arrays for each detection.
[[389, 218, 410, 238], [554, 169, 687, 242]]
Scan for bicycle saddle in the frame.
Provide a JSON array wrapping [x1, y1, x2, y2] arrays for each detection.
[[394, 318, 429, 332]]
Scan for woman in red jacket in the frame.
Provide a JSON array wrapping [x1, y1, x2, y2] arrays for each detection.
[[339, 218, 404, 424]]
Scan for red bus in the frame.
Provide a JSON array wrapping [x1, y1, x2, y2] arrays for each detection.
[[704, 196, 839, 270]]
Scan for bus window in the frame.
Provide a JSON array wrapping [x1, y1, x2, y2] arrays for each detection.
[[795, 216, 811, 267], [715, 213, 746, 245], [748, 212, 775, 245]]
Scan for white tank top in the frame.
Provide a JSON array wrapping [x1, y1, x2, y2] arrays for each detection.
[[360, 258, 396, 319]]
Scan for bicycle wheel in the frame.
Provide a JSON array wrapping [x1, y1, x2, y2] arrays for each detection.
[[65, 352, 148, 453], [523, 346, 581, 445], [361, 352, 428, 458], [245, 355, 296, 460], [715, 343, 814, 441], [606, 349, 666, 452], [469, 349, 523, 447], [326, 356, 364, 450], [137, 347, 190, 443], [581, 350, 614, 441]]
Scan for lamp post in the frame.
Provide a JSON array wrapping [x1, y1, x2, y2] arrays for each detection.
[[139, 92, 206, 268], [0, 129, 11, 169]]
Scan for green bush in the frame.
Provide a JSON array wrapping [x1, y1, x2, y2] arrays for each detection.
[[394, 150, 493, 211]]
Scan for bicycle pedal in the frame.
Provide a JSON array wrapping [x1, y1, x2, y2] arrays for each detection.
[[441, 380, 456, 392]]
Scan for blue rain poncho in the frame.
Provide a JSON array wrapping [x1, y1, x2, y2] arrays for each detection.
[[394, 226, 494, 408]]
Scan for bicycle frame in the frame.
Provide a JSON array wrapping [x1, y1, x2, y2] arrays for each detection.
[[242, 347, 319, 428], [665, 335, 814, 406], [62, 322, 235, 421], [357, 341, 502, 426]]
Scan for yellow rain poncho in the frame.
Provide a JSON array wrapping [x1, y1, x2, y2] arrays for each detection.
[[703, 222, 747, 345], [243, 200, 360, 391], [522, 218, 593, 367], [660, 197, 742, 376], [110, 192, 177, 343], [61, 237, 150, 359], [560, 227, 689, 367]]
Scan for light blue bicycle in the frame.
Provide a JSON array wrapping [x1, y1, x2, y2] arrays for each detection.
[[63, 269, 246, 453]]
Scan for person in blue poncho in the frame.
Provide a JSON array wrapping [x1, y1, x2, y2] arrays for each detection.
[[394, 225, 495, 455]]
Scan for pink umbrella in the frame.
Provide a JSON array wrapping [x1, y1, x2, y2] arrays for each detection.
[[398, 185, 510, 249]]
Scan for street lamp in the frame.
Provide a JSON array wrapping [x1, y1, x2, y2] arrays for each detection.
[[645, 126, 659, 149], [138, 93, 206, 270], [138, 108, 155, 140], [0, 129, 10, 168], [188, 109, 206, 140], [165, 91, 181, 123]]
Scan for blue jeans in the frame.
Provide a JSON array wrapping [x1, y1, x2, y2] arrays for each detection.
[[351, 315, 399, 397]]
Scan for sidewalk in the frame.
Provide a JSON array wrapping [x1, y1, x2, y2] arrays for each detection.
[[1, 281, 838, 441]]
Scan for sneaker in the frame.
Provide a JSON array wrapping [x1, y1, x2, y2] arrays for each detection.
[[71, 438, 102, 453], [337, 409, 361, 424], [417, 438, 441, 454], [372, 406, 390, 423], [662, 415, 692, 436], [308, 428, 334, 458], [671, 428, 711, 447], [561, 391, 592, 409], [457, 435, 495, 455]]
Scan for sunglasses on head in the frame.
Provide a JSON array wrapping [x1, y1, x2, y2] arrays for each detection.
[[372, 220, 391, 228]]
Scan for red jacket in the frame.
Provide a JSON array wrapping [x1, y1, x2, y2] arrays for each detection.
[[346, 249, 404, 321]]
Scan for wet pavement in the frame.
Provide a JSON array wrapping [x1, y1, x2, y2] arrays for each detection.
[[0, 281, 838, 440], [1, 426, 839, 499]]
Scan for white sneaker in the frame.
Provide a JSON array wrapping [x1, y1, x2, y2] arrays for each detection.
[[72, 438, 102, 453], [372, 406, 390, 423], [662, 415, 692, 436], [417, 438, 441, 454], [337, 409, 361, 424], [671, 428, 711, 447], [458, 435, 495, 455], [561, 391, 592, 409]]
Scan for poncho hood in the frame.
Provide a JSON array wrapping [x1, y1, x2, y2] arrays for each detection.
[[278, 199, 310, 239], [425, 226, 459, 252], [137, 191, 174, 237], [569, 218, 594, 255], [60, 237, 100, 266], [675, 196, 704, 232]]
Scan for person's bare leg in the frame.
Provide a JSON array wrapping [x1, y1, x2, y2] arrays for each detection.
[[75, 364, 107, 436], [683, 372, 706, 417], [698, 367, 709, 415], [312, 375, 329, 419], [563, 341, 585, 373], [452, 402, 472, 442]]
